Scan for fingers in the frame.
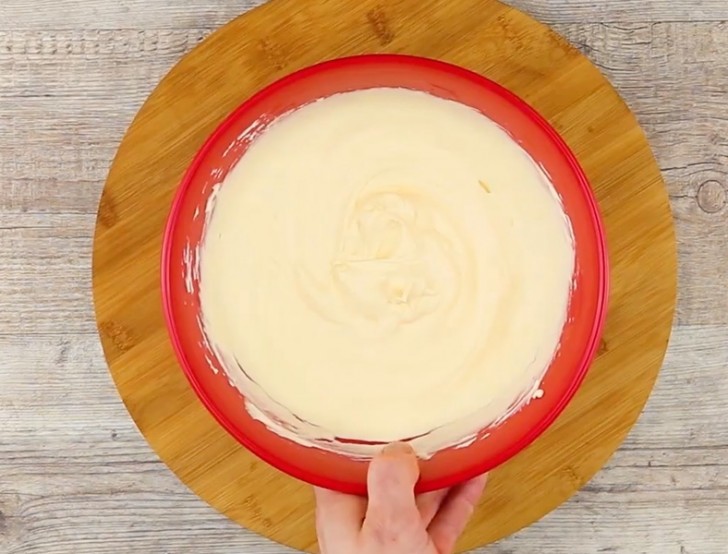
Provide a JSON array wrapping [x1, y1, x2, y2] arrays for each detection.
[[416, 488, 449, 526], [428, 474, 487, 554], [314, 486, 366, 551], [363, 443, 422, 542]]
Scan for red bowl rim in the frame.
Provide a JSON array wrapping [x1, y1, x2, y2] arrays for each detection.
[[161, 53, 609, 493]]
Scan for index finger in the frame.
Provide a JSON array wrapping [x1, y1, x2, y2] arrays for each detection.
[[314, 487, 366, 550]]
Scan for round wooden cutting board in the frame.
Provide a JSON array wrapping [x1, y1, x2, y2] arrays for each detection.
[[92, 0, 676, 551]]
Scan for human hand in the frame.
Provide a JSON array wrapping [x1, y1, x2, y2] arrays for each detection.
[[314, 443, 487, 554]]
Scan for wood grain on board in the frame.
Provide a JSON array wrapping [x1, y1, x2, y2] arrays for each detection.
[[89, 0, 678, 551], [1, 0, 726, 553]]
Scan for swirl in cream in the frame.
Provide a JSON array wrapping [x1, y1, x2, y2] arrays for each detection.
[[198, 88, 574, 457]]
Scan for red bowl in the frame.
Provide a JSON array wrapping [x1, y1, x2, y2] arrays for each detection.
[[162, 54, 608, 495]]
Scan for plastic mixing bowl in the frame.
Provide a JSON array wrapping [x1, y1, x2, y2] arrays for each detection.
[[162, 54, 608, 495]]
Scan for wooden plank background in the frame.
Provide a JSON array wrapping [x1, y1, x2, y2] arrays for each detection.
[[0, 1, 726, 552]]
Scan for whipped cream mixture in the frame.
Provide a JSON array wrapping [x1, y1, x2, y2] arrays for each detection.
[[198, 88, 574, 457]]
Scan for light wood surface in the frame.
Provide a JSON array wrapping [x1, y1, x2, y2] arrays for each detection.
[[0, 2, 725, 554], [93, 0, 678, 551]]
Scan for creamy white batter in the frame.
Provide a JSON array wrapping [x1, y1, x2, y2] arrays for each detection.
[[198, 88, 575, 457]]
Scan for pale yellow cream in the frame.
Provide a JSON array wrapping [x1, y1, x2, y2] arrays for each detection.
[[198, 88, 574, 457]]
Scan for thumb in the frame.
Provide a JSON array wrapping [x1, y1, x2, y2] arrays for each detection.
[[364, 443, 421, 537]]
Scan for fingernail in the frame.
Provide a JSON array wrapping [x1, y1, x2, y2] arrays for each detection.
[[382, 442, 415, 455]]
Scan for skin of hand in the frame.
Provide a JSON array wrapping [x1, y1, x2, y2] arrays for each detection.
[[314, 443, 487, 554]]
